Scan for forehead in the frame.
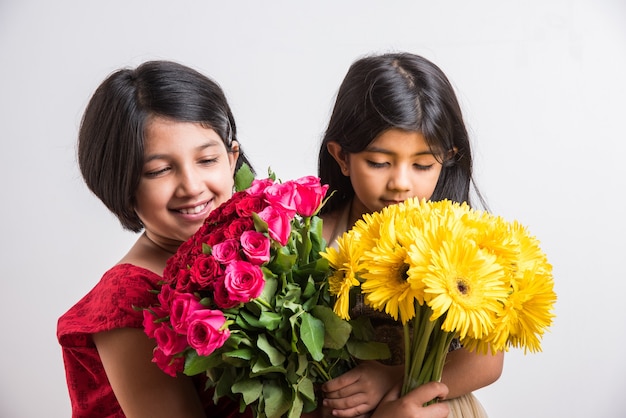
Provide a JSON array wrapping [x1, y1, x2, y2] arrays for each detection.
[[365, 128, 433, 154], [143, 117, 223, 153]]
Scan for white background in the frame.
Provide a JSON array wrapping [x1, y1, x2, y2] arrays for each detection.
[[1, 1, 625, 417]]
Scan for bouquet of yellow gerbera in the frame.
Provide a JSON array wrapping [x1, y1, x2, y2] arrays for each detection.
[[321, 198, 556, 396]]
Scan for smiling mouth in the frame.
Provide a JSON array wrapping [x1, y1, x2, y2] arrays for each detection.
[[177, 202, 209, 215]]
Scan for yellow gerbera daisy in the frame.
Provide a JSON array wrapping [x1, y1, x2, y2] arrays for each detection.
[[359, 211, 424, 323], [509, 221, 552, 278], [491, 267, 556, 353], [421, 237, 509, 340], [320, 230, 364, 319]]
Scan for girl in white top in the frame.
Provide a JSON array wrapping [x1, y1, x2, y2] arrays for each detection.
[[316, 52, 501, 418]]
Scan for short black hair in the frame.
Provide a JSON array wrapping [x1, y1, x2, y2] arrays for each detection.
[[78, 60, 254, 232]]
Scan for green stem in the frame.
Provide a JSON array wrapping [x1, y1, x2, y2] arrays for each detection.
[[298, 217, 312, 265], [311, 358, 332, 381], [254, 297, 273, 311], [403, 305, 456, 400], [403, 324, 411, 394], [403, 304, 436, 395]]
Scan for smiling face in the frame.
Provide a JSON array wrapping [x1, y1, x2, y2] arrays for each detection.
[[327, 128, 443, 224], [134, 117, 239, 248]]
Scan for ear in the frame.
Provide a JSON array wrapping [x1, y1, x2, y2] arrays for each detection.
[[228, 140, 240, 174], [326, 141, 350, 176], [445, 146, 458, 162]]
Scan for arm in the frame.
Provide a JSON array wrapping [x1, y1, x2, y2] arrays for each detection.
[[93, 327, 206, 418], [321, 361, 402, 417], [441, 347, 504, 399], [322, 347, 503, 416]]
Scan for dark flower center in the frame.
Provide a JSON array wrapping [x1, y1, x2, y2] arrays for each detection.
[[456, 278, 469, 295]]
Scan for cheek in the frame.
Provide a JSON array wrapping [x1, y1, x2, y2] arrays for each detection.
[[212, 170, 235, 196]]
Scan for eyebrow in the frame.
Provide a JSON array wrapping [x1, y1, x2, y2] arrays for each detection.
[[144, 140, 222, 163], [364, 146, 436, 156]]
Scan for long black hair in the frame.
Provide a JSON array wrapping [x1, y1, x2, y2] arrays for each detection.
[[318, 52, 483, 214]]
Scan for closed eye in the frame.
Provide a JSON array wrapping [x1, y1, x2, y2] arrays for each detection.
[[414, 163, 435, 171], [199, 156, 219, 165], [366, 160, 389, 169], [145, 167, 170, 178]]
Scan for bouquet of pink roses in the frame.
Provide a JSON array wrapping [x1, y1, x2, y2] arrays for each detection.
[[143, 166, 388, 418]]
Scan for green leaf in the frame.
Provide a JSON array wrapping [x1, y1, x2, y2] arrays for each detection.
[[251, 355, 287, 376], [214, 367, 238, 398], [252, 212, 269, 233], [234, 163, 255, 191], [296, 376, 315, 403], [183, 351, 222, 376], [295, 353, 308, 376], [309, 215, 327, 255], [349, 316, 377, 340], [346, 340, 391, 360], [222, 347, 253, 366], [311, 305, 352, 350], [271, 248, 297, 273], [257, 334, 286, 366], [287, 394, 304, 418], [300, 312, 324, 361], [262, 380, 291, 418], [232, 377, 263, 405], [259, 311, 283, 331]]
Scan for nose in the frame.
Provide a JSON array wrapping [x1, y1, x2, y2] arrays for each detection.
[[387, 165, 411, 192], [175, 166, 205, 197]]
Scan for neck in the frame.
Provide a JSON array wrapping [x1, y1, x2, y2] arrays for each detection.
[[142, 232, 178, 256]]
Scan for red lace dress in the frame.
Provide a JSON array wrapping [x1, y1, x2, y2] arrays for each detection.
[[57, 263, 249, 418]]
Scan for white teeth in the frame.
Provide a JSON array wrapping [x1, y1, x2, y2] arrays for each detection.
[[179, 203, 207, 215]]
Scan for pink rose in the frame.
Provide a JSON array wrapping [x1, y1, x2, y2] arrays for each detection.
[[152, 348, 184, 377], [240, 230, 270, 265], [292, 176, 329, 217], [264, 181, 298, 217], [224, 260, 265, 303], [211, 239, 241, 263], [169, 292, 204, 335], [258, 205, 292, 246], [157, 284, 174, 309], [247, 178, 275, 197], [142, 308, 165, 339], [153, 323, 189, 356], [186, 309, 230, 356]]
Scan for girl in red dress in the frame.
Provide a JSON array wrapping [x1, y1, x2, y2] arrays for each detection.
[[57, 60, 254, 418]]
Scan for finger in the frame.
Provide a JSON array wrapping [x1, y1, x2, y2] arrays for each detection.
[[323, 392, 370, 409], [323, 383, 366, 400], [326, 404, 369, 418], [322, 370, 361, 392], [406, 382, 449, 405]]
